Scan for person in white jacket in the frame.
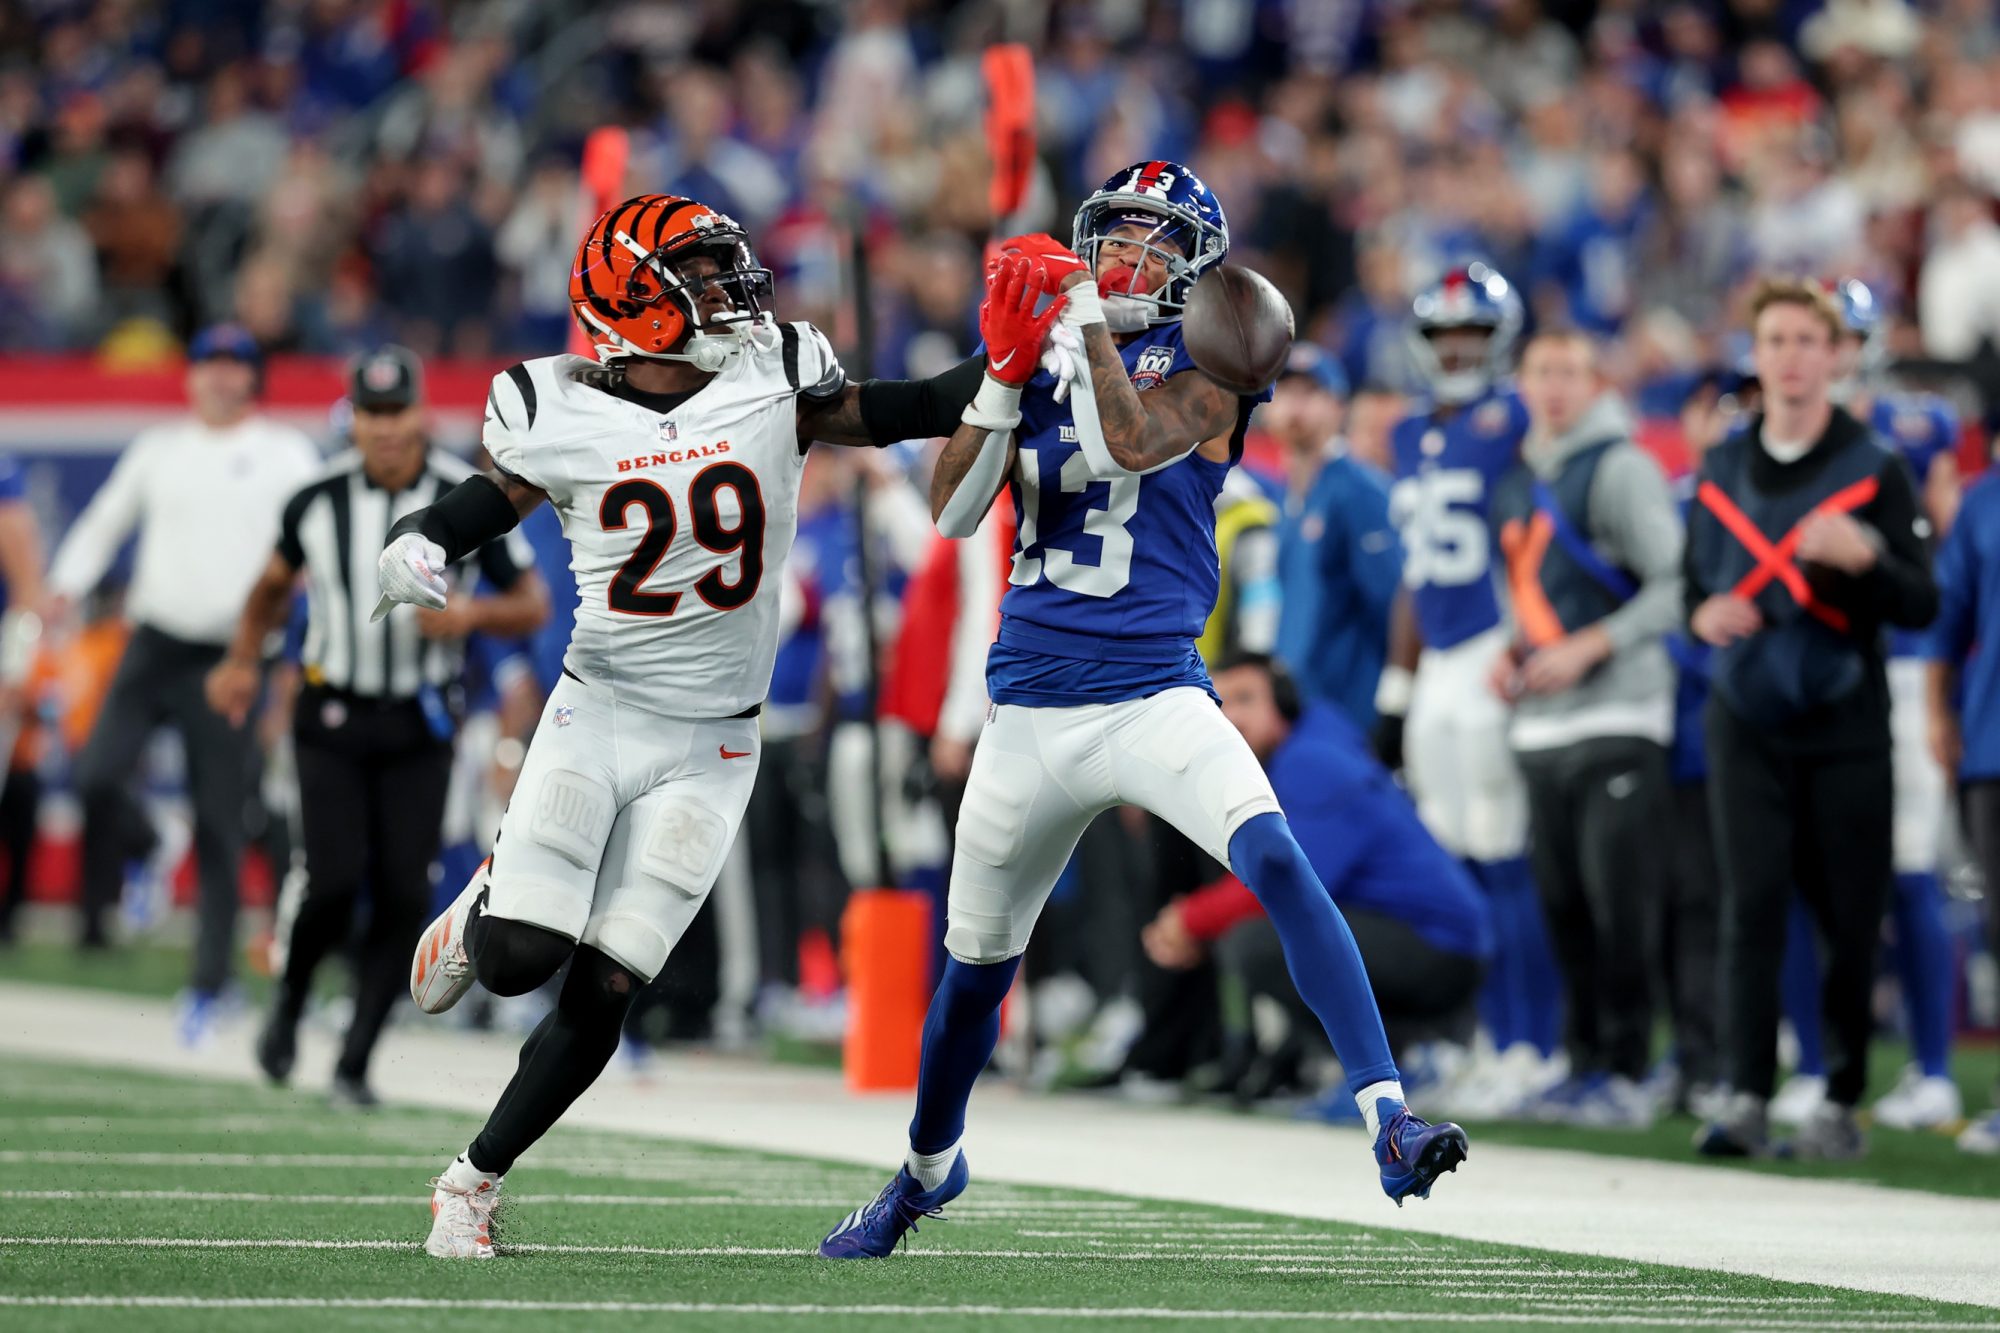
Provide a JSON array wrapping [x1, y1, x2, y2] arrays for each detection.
[[47, 324, 321, 1040]]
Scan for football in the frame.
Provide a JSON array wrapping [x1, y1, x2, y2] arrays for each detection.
[[1181, 264, 1296, 395]]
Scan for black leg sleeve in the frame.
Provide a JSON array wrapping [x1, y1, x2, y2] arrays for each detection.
[[468, 946, 639, 1175]]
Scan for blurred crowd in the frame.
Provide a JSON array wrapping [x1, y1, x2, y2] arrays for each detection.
[[1, 0, 1998, 396], [2, 0, 2000, 1143]]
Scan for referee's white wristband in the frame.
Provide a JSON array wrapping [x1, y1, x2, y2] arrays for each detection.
[[1060, 282, 1106, 330], [1374, 665, 1415, 718], [961, 374, 1023, 434]]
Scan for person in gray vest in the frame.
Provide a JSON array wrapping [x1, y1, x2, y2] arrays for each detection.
[[1487, 329, 1684, 1128], [1687, 278, 1937, 1160]]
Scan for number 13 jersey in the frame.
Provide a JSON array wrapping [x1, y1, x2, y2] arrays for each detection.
[[483, 324, 844, 720], [989, 321, 1270, 707]]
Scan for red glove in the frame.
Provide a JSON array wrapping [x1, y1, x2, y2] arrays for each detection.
[[979, 254, 1066, 386], [990, 232, 1089, 282]]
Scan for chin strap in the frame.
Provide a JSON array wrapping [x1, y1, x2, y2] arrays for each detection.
[[582, 305, 778, 372]]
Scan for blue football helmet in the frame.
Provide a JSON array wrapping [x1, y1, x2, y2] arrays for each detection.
[[1071, 159, 1230, 324], [1405, 262, 1523, 406], [1835, 277, 1885, 374]]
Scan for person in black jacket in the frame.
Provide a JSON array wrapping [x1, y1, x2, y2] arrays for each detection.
[[1686, 278, 1937, 1160]]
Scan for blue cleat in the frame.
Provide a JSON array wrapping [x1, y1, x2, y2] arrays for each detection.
[[818, 1153, 969, 1258], [1374, 1099, 1468, 1206]]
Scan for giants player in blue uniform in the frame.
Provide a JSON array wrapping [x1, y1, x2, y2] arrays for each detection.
[[1377, 265, 1562, 1112], [1775, 280, 1964, 1131], [820, 164, 1468, 1258]]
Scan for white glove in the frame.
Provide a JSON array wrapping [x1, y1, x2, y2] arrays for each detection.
[[1042, 323, 1085, 404], [372, 532, 448, 621]]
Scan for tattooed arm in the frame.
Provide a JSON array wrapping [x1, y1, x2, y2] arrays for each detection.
[[796, 384, 875, 448], [1072, 320, 1242, 471]]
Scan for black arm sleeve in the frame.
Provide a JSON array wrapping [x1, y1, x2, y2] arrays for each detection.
[[856, 353, 986, 445], [474, 531, 527, 591], [387, 474, 522, 565]]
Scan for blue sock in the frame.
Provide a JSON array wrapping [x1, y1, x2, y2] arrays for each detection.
[[907, 955, 1020, 1155], [1781, 900, 1825, 1079], [1893, 872, 1955, 1080], [1229, 813, 1398, 1094], [1464, 858, 1518, 1050]]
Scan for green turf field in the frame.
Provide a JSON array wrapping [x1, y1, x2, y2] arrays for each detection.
[[1, 1056, 1995, 1332], [7, 937, 2000, 1203]]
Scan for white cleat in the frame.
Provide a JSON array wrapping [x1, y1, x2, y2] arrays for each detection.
[[1956, 1110, 2000, 1155], [1872, 1067, 1964, 1132], [1768, 1073, 1827, 1128], [411, 860, 487, 1014], [427, 1170, 502, 1259]]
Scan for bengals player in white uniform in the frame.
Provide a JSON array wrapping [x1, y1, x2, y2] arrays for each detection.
[[373, 194, 990, 1259]]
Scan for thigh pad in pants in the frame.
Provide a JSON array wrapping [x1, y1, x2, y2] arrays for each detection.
[[945, 715, 1102, 966], [1109, 688, 1282, 865], [581, 790, 737, 981], [487, 764, 617, 943]]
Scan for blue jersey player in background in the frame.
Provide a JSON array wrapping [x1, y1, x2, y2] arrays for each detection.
[[821, 163, 1468, 1259], [1773, 279, 1968, 1133], [1378, 264, 1564, 1115]]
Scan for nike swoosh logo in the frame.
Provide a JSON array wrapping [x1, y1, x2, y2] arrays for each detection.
[[719, 746, 753, 760], [992, 349, 1016, 370]]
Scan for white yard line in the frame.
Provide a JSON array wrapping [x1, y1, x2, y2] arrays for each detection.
[[0, 1189, 1162, 1216], [0, 1296, 1992, 1330], [0, 1236, 1447, 1267], [3, 981, 1997, 1310]]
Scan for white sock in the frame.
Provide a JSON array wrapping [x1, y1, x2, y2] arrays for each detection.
[[1355, 1080, 1406, 1138], [905, 1140, 961, 1191], [441, 1151, 502, 1193]]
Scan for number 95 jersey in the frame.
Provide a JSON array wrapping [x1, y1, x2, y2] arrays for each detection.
[[1387, 387, 1528, 651], [483, 326, 844, 720]]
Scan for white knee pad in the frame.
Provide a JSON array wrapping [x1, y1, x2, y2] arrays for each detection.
[[587, 795, 732, 980], [946, 749, 1044, 964]]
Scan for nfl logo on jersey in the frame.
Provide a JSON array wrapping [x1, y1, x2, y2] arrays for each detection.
[[660, 420, 678, 443], [554, 704, 575, 728]]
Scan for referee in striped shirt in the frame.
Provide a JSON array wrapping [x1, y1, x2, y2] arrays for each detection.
[[208, 346, 548, 1105]]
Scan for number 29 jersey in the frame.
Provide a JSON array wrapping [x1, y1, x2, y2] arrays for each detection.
[[989, 321, 1267, 706], [1387, 387, 1529, 651], [482, 325, 844, 720]]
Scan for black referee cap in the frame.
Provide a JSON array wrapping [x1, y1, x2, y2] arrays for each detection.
[[350, 344, 424, 411]]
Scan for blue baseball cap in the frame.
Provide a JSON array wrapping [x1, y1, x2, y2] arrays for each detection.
[[188, 323, 263, 368], [1276, 342, 1349, 398]]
